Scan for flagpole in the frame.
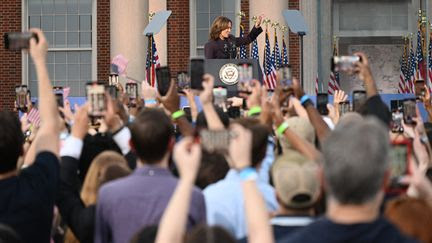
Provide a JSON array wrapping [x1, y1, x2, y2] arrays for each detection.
[[146, 12, 155, 86]]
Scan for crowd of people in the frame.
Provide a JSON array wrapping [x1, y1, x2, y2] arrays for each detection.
[[2, 27, 432, 243]]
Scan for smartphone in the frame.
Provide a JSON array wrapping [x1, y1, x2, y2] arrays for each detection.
[[190, 58, 204, 90], [177, 71, 190, 93], [227, 106, 240, 119], [237, 62, 253, 94], [277, 64, 292, 90], [331, 55, 361, 72], [338, 101, 350, 117], [4, 32, 38, 51], [182, 106, 192, 123], [352, 90, 367, 112], [199, 129, 231, 153], [86, 82, 106, 118], [317, 93, 329, 116], [403, 99, 417, 124], [391, 111, 404, 133], [415, 80, 426, 99], [213, 87, 228, 110], [156, 66, 171, 96], [15, 85, 28, 112], [53, 86, 64, 107], [388, 140, 412, 192]]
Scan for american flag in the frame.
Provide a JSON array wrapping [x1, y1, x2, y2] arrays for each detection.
[[416, 27, 425, 80], [145, 36, 161, 87], [111, 54, 129, 76], [428, 32, 432, 92], [408, 40, 417, 93], [282, 38, 288, 65], [263, 30, 277, 90], [27, 108, 41, 127], [251, 39, 259, 62], [272, 30, 282, 69], [328, 41, 340, 95], [399, 53, 407, 94], [239, 24, 248, 59], [399, 42, 408, 94]]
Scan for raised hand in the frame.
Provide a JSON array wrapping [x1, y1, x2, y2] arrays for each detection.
[[71, 104, 89, 140], [158, 79, 180, 114], [173, 137, 202, 182], [199, 74, 215, 106]]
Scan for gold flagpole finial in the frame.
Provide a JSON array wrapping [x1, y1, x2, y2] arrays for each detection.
[[149, 12, 155, 21], [237, 11, 245, 19], [251, 16, 258, 22], [263, 18, 271, 29]]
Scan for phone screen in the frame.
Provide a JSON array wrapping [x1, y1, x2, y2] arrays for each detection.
[[213, 87, 228, 109], [53, 87, 64, 107], [338, 101, 350, 117], [4, 32, 36, 51], [86, 83, 106, 117], [177, 72, 190, 92], [389, 144, 409, 182], [352, 91, 367, 112], [237, 63, 253, 94], [190, 59, 204, 90], [156, 66, 171, 96], [415, 80, 425, 99], [317, 93, 329, 115], [200, 129, 230, 153], [391, 111, 403, 133], [277, 64, 292, 89], [15, 85, 28, 112], [403, 99, 416, 124]]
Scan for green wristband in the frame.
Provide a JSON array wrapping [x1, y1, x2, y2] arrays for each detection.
[[276, 121, 289, 136], [171, 110, 185, 120], [247, 106, 262, 117]]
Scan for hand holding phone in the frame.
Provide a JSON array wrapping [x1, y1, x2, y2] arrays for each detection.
[[352, 90, 367, 112], [317, 93, 329, 115], [331, 55, 361, 73], [15, 85, 29, 112], [125, 82, 138, 107], [277, 64, 292, 90], [237, 63, 253, 94], [403, 99, 417, 125], [415, 80, 426, 100], [53, 86, 64, 107]]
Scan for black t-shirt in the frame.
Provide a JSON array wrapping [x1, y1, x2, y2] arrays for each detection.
[[0, 152, 59, 243], [281, 217, 418, 243]]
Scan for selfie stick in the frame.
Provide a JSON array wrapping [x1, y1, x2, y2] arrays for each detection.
[[282, 10, 308, 89]]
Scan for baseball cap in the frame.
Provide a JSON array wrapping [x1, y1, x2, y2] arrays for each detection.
[[279, 117, 315, 151], [272, 157, 320, 209]]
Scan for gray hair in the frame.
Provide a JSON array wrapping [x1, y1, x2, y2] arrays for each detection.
[[322, 117, 389, 204]]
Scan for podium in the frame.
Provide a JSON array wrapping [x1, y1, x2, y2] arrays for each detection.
[[204, 59, 263, 96]]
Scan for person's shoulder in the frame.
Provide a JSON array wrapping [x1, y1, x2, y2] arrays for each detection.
[[278, 217, 332, 243], [375, 218, 419, 243], [98, 174, 133, 198]]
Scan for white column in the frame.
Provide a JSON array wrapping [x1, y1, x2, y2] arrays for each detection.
[[110, 0, 149, 82], [318, 0, 333, 94], [149, 0, 167, 66], [300, 0, 318, 94], [249, 0, 288, 65]]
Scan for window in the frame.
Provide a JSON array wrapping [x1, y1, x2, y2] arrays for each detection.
[[333, 0, 411, 37], [26, 0, 94, 97], [191, 0, 240, 56]]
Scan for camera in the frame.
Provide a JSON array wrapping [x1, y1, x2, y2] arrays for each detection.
[[125, 82, 138, 107], [387, 139, 412, 194], [190, 58, 204, 90], [316, 93, 329, 116], [338, 101, 350, 117], [213, 87, 228, 111], [53, 86, 64, 107], [352, 90, 367, 112], [403, 99, 417, 125], [414, 80, 426, 100], [177, 71, 190, 93], [4, 32, 38, 51], [331, 55, 361, 72]]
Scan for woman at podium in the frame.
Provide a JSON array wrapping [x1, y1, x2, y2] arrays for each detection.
[[204, 15, 263, 59]]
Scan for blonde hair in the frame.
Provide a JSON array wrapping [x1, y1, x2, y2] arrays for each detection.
[[65, 151, 131, 243], [209, 16, 232, 40]]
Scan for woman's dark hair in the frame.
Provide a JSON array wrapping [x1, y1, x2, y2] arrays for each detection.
[[0, 112, 24, 173], [209, 16, 232, 41], [186, 225, 236, 243], [196, 106, 230, 130]]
